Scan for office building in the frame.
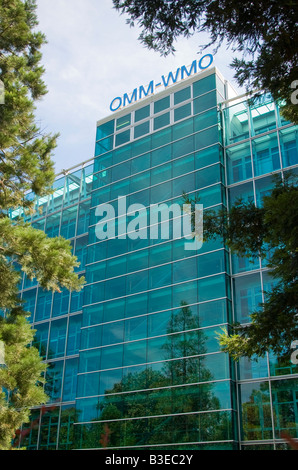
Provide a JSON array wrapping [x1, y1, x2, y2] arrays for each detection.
[[12, 65, 298, 450]]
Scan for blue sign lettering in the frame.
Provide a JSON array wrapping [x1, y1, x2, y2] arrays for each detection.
[[198, 54, 213, 70], [161, 67, 181, 88], [123, 88, 138, 107], [181, 60, 197, 80], [110, 53, 214, 112], [110, 96, 122, 112], [139, 80, 155, 100]]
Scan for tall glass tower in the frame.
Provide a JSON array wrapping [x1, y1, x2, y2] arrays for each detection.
[[12, 66, 298, 450]]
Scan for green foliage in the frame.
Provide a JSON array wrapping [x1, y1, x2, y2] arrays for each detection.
[[0, 0, 84, 449], [0, 0, 57, 210], [199, 174, 298, 361], [113, 0, 298, 123], [0, 314, 47, 450], [0, 217, 84, 296]]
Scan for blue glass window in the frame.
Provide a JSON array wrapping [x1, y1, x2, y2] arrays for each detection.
[[279, 127, 298, 168], [124, 316, 148, 342], [173, 136, 194, 159], [135, 105, 150, 123], [233, 273, 262, 324], [154, 112, 170, 131], [100, 344, 123, 370], [198, 274, 227, 302], [239, 355, 268, 380], [95, 136, 113, 156], [79, 349, 101, 373], [22, 288, 37, 322], [231, 254, 260, 275], [75, 235, 88, 272], [32, 322, 49, 359], [75, 397, 102, 423], [111, 160, 130, 182], [103, 299, 125, 323], [48, 318, 67, 359], [45, 360, 64, 403], [96, 120, 114, 140], [134, 121, 150, 139], [196, 163, 222, 189], [252, 133, 280, 177], [94, 152, 112, 174], [123, 339, 146, 367], [154, 96, 170, 114], [124, 293, 147, 318], [174, 86, 191, 105], [174, 103, 192, 122], [199, 299, 229, 327], [195, 125, 219, 150], [223, 101, 249, 146], [48, 178, 65, 214], [132, 136, 151, 157], [172, 281, 197, 307], [116, 114, 131, 131], [172, 118, 193, 140], [93, 168, 110, 190], [80, 165, 93, 200], [52, 289, 70, 318], [195, 144, 222, 170], [255, 176, 276, 207], [173, 153, 194, 178], [83, 304, 104, 327], [250, 99, 276, 136], [45, 213, 61, 238], [198, 250, 226, 278], [131, 152, 151, 174], [67, 314, 82, 356], [58, 405, 76, 450], [63, 358, 78, 402], [64, 171, 81, 207], [229, 182, 254, 206], [194, 108, 218, 132], [193, 74, 216, 98], [152, 127, 171, 149], [77, 371, 100, 398], [70, 285, 86, 312], [193, 91, 217, 114], [240, 381, 272, 441], [151, 144, 172, 167], [151, 162, 172, 185], [35, 289, 52, 322], [226, 142, 252, 184], [199, 183, 223, 207], [60, 206, 77, 239], [115, 130, 130, 147]]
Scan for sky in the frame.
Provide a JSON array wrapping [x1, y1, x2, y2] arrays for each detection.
[[35, 0, 243, 175]]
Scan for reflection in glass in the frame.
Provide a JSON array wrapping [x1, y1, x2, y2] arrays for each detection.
[[74, 303, 234, 448]]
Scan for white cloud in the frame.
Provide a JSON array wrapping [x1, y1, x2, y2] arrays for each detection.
[[35, 0, 243, 173]]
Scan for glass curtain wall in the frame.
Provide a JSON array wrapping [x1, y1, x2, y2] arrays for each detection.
[[223, 94, 298, 450], [14, 164, 93, 450], [12, 70, 298, 451], [75, 71, 238, 450]]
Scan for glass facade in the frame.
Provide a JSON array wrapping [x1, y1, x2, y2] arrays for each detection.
[[222, 92, 298, 450], [12, 68, 298, 450]]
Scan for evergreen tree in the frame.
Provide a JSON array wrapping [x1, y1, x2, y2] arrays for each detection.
[[113, 0, 298, 123], [0, 0, 84, 449]]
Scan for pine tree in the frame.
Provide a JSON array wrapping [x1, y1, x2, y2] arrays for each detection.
[[0, 0, 84, 449]]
